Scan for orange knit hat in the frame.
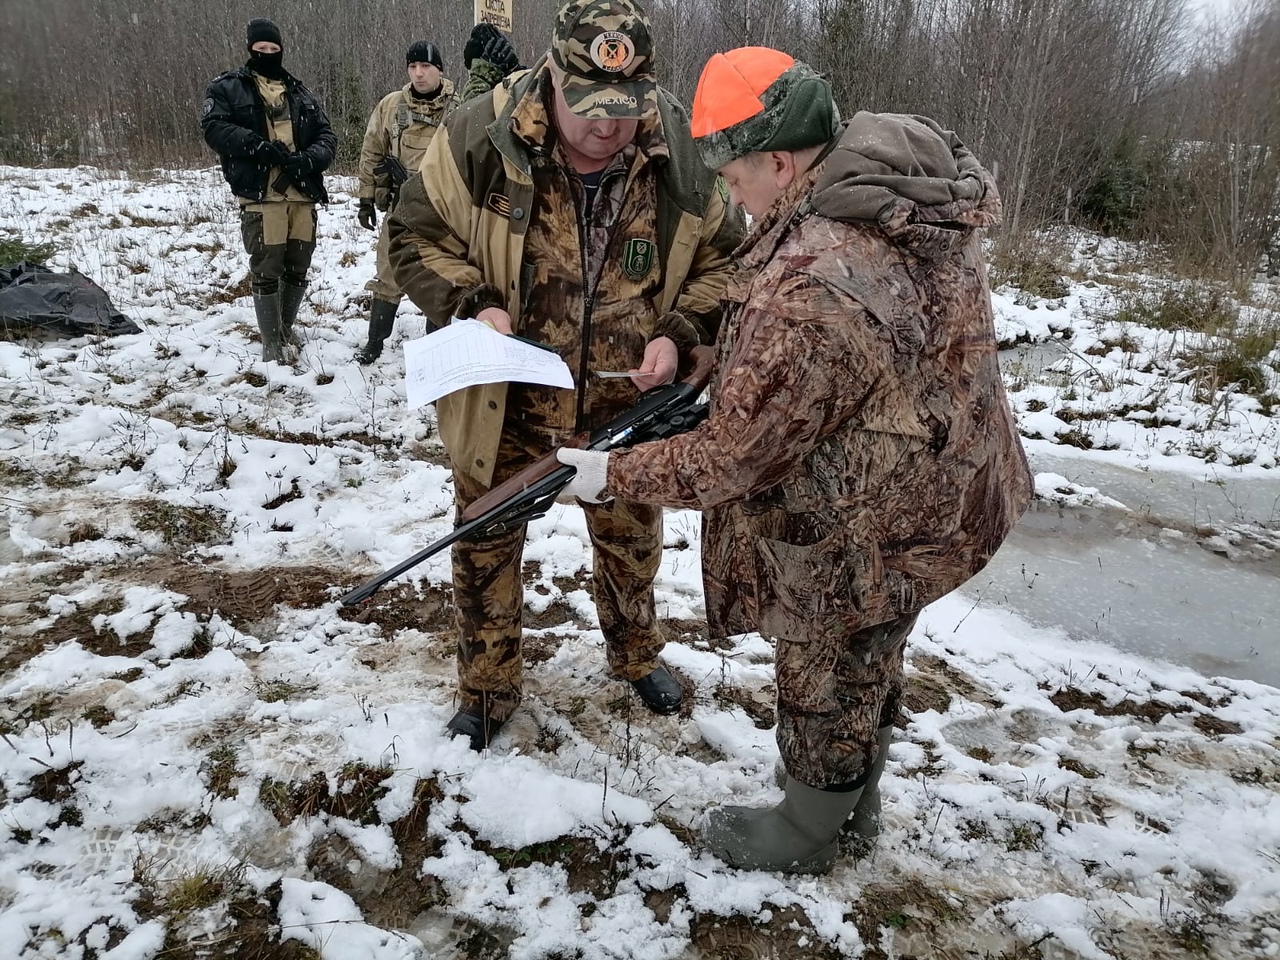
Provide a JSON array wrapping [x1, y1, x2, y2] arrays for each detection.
[[691, 47, 840, 169]]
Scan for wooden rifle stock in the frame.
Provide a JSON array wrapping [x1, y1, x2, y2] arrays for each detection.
[[339, 344, 714, 606]]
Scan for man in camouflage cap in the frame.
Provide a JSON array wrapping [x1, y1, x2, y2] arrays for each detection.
[[557, 47, 1033, 873], [385, 0, 744, 750]]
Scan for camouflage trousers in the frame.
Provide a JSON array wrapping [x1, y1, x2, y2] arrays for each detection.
[[239, 201, 317, 295], [362, 215, 403, 305], [775, 612, 918, 789], [450, 423, 666, 721]]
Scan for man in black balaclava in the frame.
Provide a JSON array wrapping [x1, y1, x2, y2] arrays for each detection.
[[200, 18, 337, 365]]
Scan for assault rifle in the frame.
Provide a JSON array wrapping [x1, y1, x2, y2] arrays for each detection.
[[339, 345, 714, 606], [372, 155, 411, 187], [371, 155, 411, 208]]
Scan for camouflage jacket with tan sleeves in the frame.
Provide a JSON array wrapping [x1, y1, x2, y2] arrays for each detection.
[[357, 79, 457, 210], [388, 56, 744, 487], [607, 112, 1034, 641]]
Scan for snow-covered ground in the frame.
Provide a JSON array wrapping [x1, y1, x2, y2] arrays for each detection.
[[1, 166, 1278, 960]]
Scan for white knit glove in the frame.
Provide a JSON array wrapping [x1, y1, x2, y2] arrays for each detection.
[[555, 447, 612, 503]]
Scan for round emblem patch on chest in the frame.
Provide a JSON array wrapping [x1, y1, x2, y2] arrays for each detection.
[[590, 32, 635, 73]]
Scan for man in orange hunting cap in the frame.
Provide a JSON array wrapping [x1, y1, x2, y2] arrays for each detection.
[[556, 47, 1032, 873]]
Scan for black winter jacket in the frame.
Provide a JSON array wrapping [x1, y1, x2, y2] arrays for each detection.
[[201, 67, 337, 204]]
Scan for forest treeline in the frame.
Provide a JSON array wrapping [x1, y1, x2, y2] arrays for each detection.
[[0, 0, 1276, 276]]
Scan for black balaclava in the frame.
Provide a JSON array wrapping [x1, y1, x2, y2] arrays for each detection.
[[246, 18, 285, 79]]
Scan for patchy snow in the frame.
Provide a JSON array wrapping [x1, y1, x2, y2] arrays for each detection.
[[1, 166, 1279, 959]]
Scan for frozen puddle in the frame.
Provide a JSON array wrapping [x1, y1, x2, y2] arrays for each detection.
[[968, 452, 1280, 686]]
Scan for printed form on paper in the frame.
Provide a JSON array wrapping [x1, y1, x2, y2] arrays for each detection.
[[403, 317, 574, 409]]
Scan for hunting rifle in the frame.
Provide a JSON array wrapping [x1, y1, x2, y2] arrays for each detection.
[[339, 344, 714, 606]]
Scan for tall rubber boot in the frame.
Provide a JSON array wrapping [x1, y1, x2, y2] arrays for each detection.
[[771, 723, 894, 856], [253, 292, 284, 363], [703, 775, 863, 874], [355, 299, 398, 365], [846, 723, 894, 856], [279, 280, 306, 348]]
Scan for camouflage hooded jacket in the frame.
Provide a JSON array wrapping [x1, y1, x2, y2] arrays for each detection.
[[388, 55, 742, 487], [608, 112, 1033, 641]]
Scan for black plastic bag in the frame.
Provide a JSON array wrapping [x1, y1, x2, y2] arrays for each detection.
[[0, 262, 141, 340]]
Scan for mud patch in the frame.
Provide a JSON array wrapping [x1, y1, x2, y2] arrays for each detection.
[[339, 582, 455, 636], [691, 905, 843, 959], [851, 880, 971, 957], [910, 654, 1000, 711], [260, 763, 391, 827], [3, 596, 153, 677], [306, 778, 447, 931], [525, 599, 578, 630], [1192, 714, 1244, 737], [133, 873, 322, 960], [713, 683, 775, 729], [163, 565, 360, 627], [1050, 686, 1189, 723], [524, 631, 566, 664]]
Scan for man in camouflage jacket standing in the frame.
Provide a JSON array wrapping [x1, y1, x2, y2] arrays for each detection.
[[354, 31, 521, 364], [388, 0, 744, 750], [202, 17, 336, 364], [558, 48, 1033, 873]]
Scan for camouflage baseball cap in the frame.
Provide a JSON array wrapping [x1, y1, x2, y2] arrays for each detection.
[[551, 0, 657, 120]]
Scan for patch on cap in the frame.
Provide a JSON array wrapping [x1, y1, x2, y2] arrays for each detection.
[[552, 0, 656, 119], [591, 32, 635, 72]]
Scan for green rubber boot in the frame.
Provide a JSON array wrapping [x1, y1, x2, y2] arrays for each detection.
[[703, 775, 863, 874], [771, 723, 894, 856], [355, 299, 398, 364], [279, 280, 307, 349], [253, 292, 284, 363]]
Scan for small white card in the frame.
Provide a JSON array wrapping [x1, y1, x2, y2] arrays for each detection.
[[403, 317, 574, 409]]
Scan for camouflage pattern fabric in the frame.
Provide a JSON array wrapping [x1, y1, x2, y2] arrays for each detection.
[[551, 0, 657, 119], [451, 422, 665, 720], [776, 613, 916, 787], [386, 56, 741, 488], [505, 72, 668, 436], [607, 114, 1033, 785]]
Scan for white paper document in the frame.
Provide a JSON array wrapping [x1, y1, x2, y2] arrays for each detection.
[[403, 317, 575, 409]]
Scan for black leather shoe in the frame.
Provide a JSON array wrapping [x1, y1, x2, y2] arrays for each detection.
[[446, 708, 504, 751], [629, 666, 684, 715]]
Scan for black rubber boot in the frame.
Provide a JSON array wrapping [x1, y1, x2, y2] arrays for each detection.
[[704, 776, 864, 874], [355, 299, 398, 365], [446, 707, 505, 752], [252, 292, 284, 363], [279, 280, 306, 348], [628, 665, 683, 715]]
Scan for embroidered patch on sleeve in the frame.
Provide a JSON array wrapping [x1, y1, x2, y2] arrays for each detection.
[[486, 192, 512, 218]]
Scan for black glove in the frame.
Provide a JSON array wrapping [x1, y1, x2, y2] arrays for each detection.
[[282, 152, 312, 177], [358, 199, 377, 231], [480, 32, 520, 75], [254, 138, 290, 166], [465, 23, 502, 69]]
